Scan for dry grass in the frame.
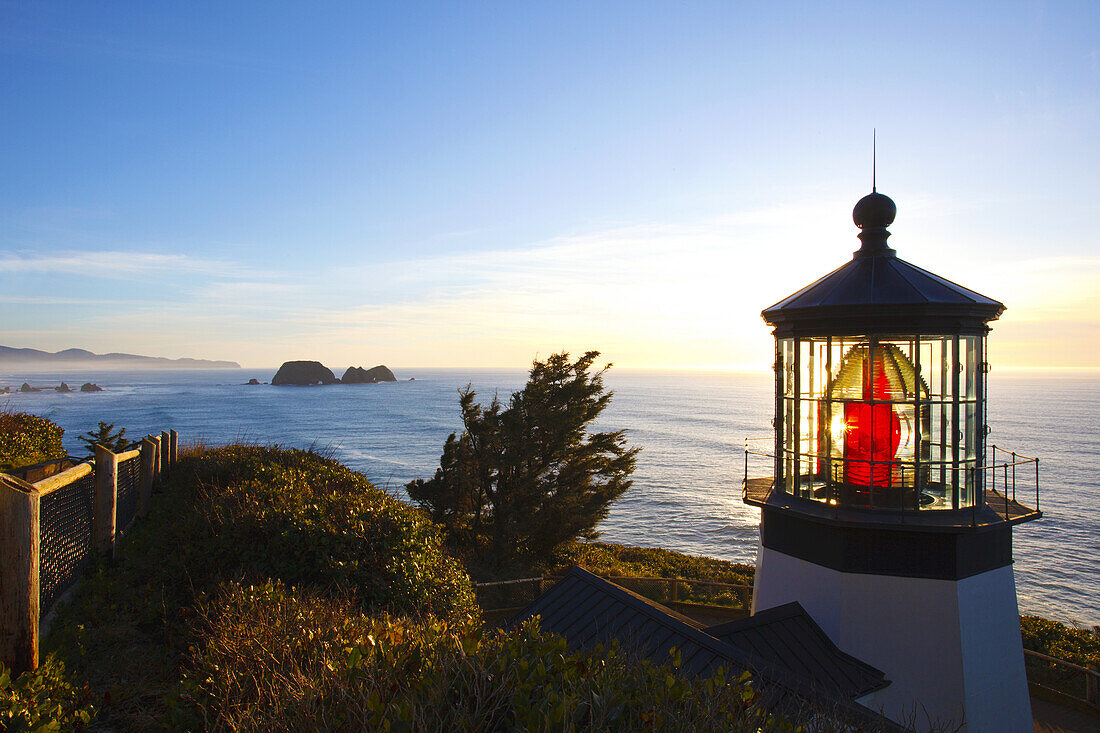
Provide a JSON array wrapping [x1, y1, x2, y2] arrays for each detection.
[[175, 437, 211, 460]]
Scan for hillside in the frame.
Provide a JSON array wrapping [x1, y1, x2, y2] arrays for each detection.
[[0, 345, 240, 369], [21, 446, 789, 731]]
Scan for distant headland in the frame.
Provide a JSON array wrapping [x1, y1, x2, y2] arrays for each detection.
[[0, 345, 240, 370]]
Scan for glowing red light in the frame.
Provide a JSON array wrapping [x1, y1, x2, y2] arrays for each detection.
[[843, 359, 900, 487]]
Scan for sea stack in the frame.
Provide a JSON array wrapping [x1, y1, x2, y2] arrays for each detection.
[[341, 365, 397, 384], [272, 360, 338, 386]]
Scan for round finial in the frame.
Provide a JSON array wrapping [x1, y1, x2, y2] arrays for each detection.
[[853, 191, 896, 229]]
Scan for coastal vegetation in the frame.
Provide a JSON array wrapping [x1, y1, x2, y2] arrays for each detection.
[[0, 408, 65, 471], [408, 351, 639, 571], [10, 445, 790, 731], [1, 415, 1094, 730], [75, 421, 129, 456]]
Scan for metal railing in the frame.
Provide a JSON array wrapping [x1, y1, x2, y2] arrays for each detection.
[[977, 445, 1040, 523], [743, 438, 1040, 524]]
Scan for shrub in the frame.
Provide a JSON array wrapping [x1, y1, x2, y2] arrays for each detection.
[[177, 580, 791, 732], [0, 655, 94, 732], [47, 445, 477, 729], [75, 421, 128, 456], [408, 351, 639, 568], [549, 541, 755, 586], [0, 410, 66, 471], [1020, 615, 1100, 666], [1020, 614, 1100, 699]]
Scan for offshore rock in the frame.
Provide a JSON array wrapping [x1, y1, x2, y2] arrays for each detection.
[[341, 365, 397, 384], [56, 382, 72, 393], [272, 361, 338, 386], [80, 383, 103, 392]]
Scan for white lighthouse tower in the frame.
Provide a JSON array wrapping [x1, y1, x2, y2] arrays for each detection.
[[743, 189, 1041, 731]]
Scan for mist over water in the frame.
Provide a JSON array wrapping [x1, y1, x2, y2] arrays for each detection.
[[4, 367, 1097, 627]]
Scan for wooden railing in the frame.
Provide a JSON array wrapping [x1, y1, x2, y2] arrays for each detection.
[[1024, 648, 1100, 712], [0, 430, 178, 675]]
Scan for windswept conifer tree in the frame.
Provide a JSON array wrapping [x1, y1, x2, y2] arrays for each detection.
[[408, 351, 639, 567]]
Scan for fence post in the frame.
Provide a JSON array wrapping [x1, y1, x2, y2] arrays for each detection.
[[93, 444, 118, 555], [671, 578, 679, 603], [169, 429, 178, 466], [160, 431, 171, 477], [151, 435, 162, 487], [1089, 630, 1099, 706], [138, 438, 156, 517], [0, 474, 40, 675]]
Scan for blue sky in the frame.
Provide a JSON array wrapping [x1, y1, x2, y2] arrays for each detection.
[[2, 1, 1097, 368]]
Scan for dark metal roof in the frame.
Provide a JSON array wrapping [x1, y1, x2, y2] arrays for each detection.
[[508, 567, 746, 679], [509, 567, 899, 728], [761, 191, 1005, 336], [706, 601, 889, 699]]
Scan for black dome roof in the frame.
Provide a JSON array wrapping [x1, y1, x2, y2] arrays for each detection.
[[853, 192, 896, 228], [762, 191, 1004, 336]]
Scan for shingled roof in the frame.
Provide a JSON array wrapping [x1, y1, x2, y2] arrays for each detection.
[[510, 567, 768, 679], [509, 567, 896, 728], [760, 254, 1005, 337], [707, 601, 889, 699], [760, 190, 1005, 337]]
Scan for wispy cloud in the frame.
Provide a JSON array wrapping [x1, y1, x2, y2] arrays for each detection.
[[0, 250, 250, 278], [4, 197, 1096, 369], [0, 294, 136, 306]]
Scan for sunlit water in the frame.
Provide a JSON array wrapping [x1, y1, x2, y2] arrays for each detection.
[[4, 367, 1097, 627]]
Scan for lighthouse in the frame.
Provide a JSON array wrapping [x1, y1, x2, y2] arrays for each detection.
[[743, 188, 1041, 731]]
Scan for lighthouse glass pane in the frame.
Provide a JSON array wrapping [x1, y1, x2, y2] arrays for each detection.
[[774, 333, 985, 511], [963, 336, 980, 401], [781, 339, 795, 397], [778, 338, 796, 494]]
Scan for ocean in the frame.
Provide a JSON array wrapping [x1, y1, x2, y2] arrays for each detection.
[[4, 366, 1097, 627]]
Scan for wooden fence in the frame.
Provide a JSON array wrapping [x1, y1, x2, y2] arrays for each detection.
[[1025, 648, 1100, 714], [0, 429, 178, 675]]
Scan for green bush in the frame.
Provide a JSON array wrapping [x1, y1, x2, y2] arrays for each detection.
[[0, 410, 66, 472], [175, 445, 477, 620], [47, 445, 477, 729], [0, 655, 94, 732], [1020, 614, 1100, 699], [76, 421, 129, 456], [549, 541, 755, 586], [176, 580, 795, 732], [1020, 615, 1100, 666]]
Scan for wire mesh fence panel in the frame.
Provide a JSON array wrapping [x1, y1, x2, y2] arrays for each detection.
[[679, 580, 751, 608], [609, 576, 675, 605], [116, 455, 141, 534], [474, 579, 546, 612], [39, 468, 95, 613]]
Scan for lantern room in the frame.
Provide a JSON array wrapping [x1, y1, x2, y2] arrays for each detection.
[[760, 190, 1006, 513], [745, 186, 1042, 732]]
